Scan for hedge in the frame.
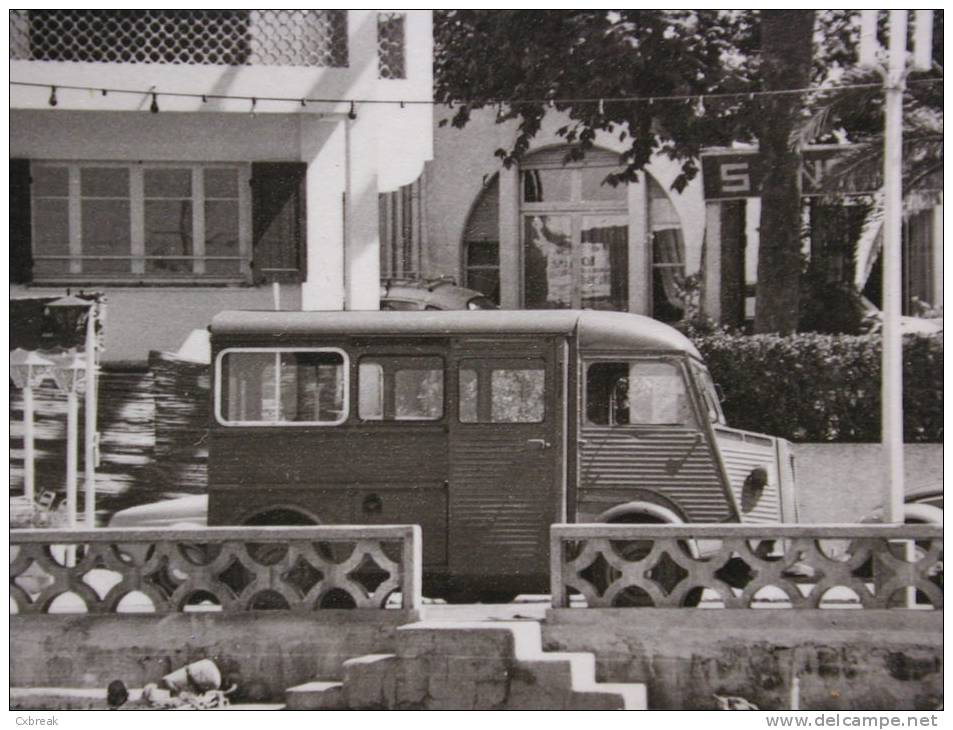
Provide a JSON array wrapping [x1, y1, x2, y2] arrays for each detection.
[[690, 331, 942, 443]]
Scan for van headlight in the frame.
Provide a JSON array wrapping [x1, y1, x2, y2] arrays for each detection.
[[741, 467, 768, 513]]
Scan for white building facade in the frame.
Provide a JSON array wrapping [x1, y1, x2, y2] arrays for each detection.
[[10, 9, 433, 362]]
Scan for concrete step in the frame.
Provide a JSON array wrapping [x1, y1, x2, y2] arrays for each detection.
[[594, 682, 648, 710], [342, 653, 398, 709], [285, 620, 647, 710], [284, 681, 344, 711], [396, 620, 539, 659]]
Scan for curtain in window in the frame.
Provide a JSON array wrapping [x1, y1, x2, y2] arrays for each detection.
[[653, 228, 686, 318], [580, 219, 628, 311]]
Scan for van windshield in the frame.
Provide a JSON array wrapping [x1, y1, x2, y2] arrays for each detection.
[[585, 360, 695, 427]]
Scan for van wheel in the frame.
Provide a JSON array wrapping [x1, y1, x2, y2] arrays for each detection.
[[597, 516, 702, 607]]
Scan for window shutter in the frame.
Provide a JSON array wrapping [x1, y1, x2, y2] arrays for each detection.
[[10, 159, 32, 284], [250, 162, 307, 284]]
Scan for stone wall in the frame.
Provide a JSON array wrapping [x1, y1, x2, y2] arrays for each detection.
[[793, 443, 942, 522], [543, 609, 942, 711], [11, 611, 416, 703]]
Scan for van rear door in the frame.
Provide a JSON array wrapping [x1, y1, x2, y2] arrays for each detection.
[[447, 336, 566, 583]]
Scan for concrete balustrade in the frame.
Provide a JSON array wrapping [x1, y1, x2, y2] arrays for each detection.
[[11, 524, 422, 613], [550, 523, 943, 609]]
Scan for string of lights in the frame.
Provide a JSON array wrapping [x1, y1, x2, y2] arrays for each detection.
[[9, 76, 942, 113]]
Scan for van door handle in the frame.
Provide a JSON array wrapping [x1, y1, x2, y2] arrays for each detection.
[[526, 438, 551, 450]]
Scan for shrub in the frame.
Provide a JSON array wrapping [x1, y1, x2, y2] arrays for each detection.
[[691, 331, 942, 442]]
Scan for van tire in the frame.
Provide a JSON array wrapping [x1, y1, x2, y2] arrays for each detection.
[[598, 513, 703, 607]]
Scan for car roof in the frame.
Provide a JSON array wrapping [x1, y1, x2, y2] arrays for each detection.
[[210, 309, 702, 357], [380, 278, 489, 308]]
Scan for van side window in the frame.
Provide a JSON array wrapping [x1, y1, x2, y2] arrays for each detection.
[[586, 360, 695, 426], [459, 360, 545, 423], [218, 349, 347, 425], [359, 356, 444, 421]]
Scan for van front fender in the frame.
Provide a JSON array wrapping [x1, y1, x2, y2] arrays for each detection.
[[597, 501, 685, 525], [594, 502, 708, 560]]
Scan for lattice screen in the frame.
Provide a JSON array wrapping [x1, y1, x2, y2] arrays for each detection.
[[9, 9, 348, 67], [377, 12, 406, 79]]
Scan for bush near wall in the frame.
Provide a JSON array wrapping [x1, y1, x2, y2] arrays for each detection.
[[690, 331, 942, 443]]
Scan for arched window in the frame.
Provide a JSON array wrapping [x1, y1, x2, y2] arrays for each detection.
[[648, 177, 687, 322], [463, 175, 500, 304]]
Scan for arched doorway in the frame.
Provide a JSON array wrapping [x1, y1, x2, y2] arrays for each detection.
[[461, 146, 689, 321]]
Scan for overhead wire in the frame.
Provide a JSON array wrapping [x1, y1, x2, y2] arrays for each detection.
[[9, 76, 943, 112]]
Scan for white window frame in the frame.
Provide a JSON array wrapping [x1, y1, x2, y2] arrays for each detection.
[[519, 161, 628, 310], [215, 347, 350, 427], [30, 160, 252, 284]]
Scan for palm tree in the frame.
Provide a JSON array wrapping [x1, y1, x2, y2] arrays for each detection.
[[795, 66, 942, 319]]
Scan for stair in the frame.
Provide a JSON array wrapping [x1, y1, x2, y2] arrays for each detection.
[[285, 620, 646, 710]]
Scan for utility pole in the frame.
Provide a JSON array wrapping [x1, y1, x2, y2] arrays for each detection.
[[858, 10, 933, 523]]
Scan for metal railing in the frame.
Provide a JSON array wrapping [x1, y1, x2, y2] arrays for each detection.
[[551, 523, 943, 609], [11, 525, 422, 614], [10, 10, 348, 68]]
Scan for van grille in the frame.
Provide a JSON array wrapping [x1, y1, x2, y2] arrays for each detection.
[[578, 427, 733, 522]]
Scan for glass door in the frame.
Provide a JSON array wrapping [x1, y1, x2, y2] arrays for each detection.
[[523, 213, 628, 310]]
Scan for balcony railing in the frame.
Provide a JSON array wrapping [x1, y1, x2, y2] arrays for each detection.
[[10, 9, 348, 67]]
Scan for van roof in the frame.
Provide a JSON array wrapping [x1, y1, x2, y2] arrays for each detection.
[[210, 309, 701, 358]]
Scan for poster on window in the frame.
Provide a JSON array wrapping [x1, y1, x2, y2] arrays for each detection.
[[580, 242, 612, 298], [524, 215, 572, 307]]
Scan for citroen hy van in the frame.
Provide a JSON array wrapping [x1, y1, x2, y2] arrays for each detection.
[[207, 309, 797, 600]]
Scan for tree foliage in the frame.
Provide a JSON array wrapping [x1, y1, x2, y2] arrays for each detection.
[[434, 10, 944, 333], [800, 11, 943, 203], [434, 10, 760, 192]]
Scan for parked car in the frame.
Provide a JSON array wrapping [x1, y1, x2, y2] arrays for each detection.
[[109, 494, 207, 528], [860, 485, 943, 524], [380, 277, 497, 311]]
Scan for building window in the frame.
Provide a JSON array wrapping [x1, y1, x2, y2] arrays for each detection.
[[377, 12, 406, 79], [31, 162, 250, 283], [652, 229, 687, 322], [217, 348, 348, 426], [465, 241, 501, 304], [902, 209, 938, 314], [10, 9, 348, 67], [649, 178, 687, 323], [463, 175, 500, 304], [521, 156, 629, 311]]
